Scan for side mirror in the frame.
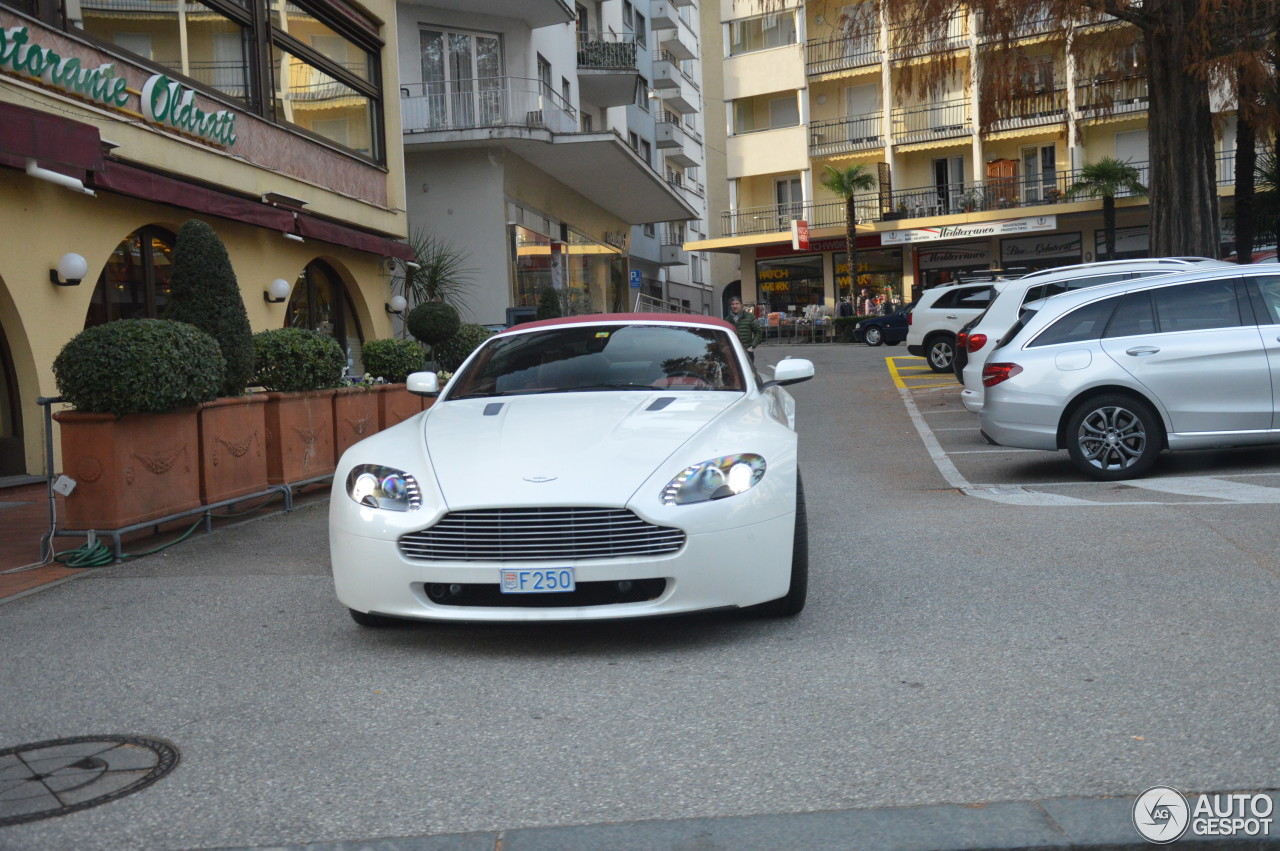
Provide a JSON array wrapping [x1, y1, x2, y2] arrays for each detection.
[[761, 358, 815, 388], [406, 371, 441, 396]]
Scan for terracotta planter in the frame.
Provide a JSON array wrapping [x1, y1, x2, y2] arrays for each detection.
[[376, 383, 430, 429], [197, 395, 268, 504], [54, 408, 202, 530], [333, 387, 381, 462], [263, 389, 337, 485]]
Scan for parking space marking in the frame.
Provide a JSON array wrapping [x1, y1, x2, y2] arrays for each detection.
[[887, 356, 956, 390], [1122, 476, 1280, 503]]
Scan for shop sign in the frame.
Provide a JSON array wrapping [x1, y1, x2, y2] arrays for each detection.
[[917, 243, 993, 270], [883, 215, 1057, 245], [1093, 226, 1147, 258], [791, 219, 810, 250], [1, 24, 237, 147], [1001, 232, 1082, 264]]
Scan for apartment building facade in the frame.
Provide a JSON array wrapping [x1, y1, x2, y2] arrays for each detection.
[[693, 0, 1240, 315], [396, 0, 709, 326], [0, 0, 411, 477]]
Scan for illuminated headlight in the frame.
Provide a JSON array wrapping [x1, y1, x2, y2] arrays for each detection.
[[346, 465, 422, 511], [660, 454, 766, 505]]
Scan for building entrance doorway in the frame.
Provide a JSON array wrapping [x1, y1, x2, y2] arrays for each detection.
[[0, 320, 24, 476]]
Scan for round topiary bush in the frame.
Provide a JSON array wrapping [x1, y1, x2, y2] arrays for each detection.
[[251, 328, 346, 393], [53, 319, 226, 416], [361, 338, 426, 383], [434, 323, 493, 373], [406, 301, 461, 348]]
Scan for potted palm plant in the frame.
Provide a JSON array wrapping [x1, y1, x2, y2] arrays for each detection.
[[52, 319, 225, 530]]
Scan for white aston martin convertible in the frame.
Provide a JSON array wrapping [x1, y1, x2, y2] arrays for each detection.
[[330, 313, 815, 626]]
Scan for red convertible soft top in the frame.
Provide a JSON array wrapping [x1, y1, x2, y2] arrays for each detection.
[[503, 313, 734, 335]]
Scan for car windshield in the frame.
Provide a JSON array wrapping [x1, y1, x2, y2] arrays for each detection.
[[447, 323, 748, 399]]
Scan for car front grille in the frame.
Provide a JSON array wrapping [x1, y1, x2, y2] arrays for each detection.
[[398, 507, 686, 562], [423, 578, 668, 608]]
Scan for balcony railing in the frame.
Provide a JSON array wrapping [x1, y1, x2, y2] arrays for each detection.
[[717, 153, 1236, 237], [889, 21, 967, 59], [666, 170, 704, 198], [986, 88, 1067, 130], [652, 50, 701, 91], [810, 113, 884, 157], [805, 35, 881, 76], [401, 76, 577, 135], [577, 33, 638, 70], [891, 97, 972, 143], [1076, 75, 1148, 116], [659, 110, 702, 144]]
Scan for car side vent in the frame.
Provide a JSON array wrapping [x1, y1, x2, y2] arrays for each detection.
[[483, 403, 504, 416], [646, 397, 676, 411]]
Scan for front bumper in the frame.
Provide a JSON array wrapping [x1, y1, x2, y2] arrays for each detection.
[[331, 511, 797, 622]]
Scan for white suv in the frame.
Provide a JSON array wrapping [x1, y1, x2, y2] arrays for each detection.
[[906, 281, 1003, 372], [957, 258, 1233, 412]]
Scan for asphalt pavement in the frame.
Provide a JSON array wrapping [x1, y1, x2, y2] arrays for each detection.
[[2, 342, 1278, 850]]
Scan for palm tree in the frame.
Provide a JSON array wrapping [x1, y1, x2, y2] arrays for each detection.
[[819, 164, 877, 305], [394, 228, 474, 315], [1064, 158, 1147, 262]]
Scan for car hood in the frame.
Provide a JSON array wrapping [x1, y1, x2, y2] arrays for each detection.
[[423, 392, 741, 508]]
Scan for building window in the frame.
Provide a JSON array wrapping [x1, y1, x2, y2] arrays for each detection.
[[635, 76, 650, 110], [46, 0, 386, 161], [623, 0, 634, 29], [728, 12, 797, 56], [85, 226, 177, 327], [420, 29, 503, 129], [635, 11, 647, 47], [644, 223, 656, 237], [757, 254, 823, 313], [285, 260, 365, 373], [640, 138, 651, 166]]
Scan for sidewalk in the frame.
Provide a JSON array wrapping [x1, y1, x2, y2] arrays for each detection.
[[0, 478, 329, 604]]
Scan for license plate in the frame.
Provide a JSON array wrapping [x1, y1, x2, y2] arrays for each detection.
[[500, 567, 575, 594]]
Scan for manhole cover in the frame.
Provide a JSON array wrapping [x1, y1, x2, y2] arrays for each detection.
[[0, 735, 179, 826]]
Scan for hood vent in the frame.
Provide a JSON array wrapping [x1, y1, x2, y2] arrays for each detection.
[[646, 397, 676, 412], [483, 403, 504, 416]]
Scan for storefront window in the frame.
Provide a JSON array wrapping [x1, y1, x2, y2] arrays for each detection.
[[285, 260, 364, 374], [85, 226, 176, 327], [511, 225, 553, 309], [272, 45, 375, 154], [835, 249, 904, 311], [756, 254, 822, 313], [567, 230, 625, 313]]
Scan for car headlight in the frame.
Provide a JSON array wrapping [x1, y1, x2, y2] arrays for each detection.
[[346, 464, 422, 511], [660, 454, 766, 505]]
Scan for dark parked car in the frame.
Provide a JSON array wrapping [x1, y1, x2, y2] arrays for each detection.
[[853, 302, 915, 346]]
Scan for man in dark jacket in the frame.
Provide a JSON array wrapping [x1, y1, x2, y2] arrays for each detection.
[[726, 297, 764, 362]]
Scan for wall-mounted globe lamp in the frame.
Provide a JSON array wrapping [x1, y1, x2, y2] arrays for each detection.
[[264, 278, 291, 303], [50, 252, 88, 286], [385, 294, 408, 315]]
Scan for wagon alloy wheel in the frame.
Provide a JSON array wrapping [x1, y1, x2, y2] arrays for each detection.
[[864, 326, 883, 346], [926, 336, 955, 372], [1066, 394, 1162, 480]]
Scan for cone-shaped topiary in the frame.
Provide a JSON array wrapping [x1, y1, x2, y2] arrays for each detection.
[[362, 338, 426, 383], [535, 287, 561, 320], [251, 328, 346, 392], [164, 219, 255, 397], [54, 319, 225, 415], [406, 301, 461, 349], [434, 323, 493, 373]]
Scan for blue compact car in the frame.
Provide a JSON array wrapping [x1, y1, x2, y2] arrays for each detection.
[[853, 302, 914, 346]]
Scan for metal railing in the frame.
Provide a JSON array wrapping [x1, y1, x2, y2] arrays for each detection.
[[986, 88, 1068, 130], [577, 33, 638, 70], [890, 97, 971, 143], [1076, 75, 1148, 115], [401, 76, 577, 135], [659, 110, 703, 144], [889, 21, 967, 59], [805, 35, 881, 76], [652, 50, 701, 91], [666, 171, 704, 198], [809, 113, 884, 156], [717, 152, 1236, 237]]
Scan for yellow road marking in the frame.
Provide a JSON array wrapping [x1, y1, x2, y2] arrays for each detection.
[[887, 356, 957, 390]]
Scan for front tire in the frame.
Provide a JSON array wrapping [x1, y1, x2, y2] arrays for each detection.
[[754, 473, 808, 617], [1065, 394, 1163, 480], [864, 326, 883, 346], [925, 335, 955, 372]]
